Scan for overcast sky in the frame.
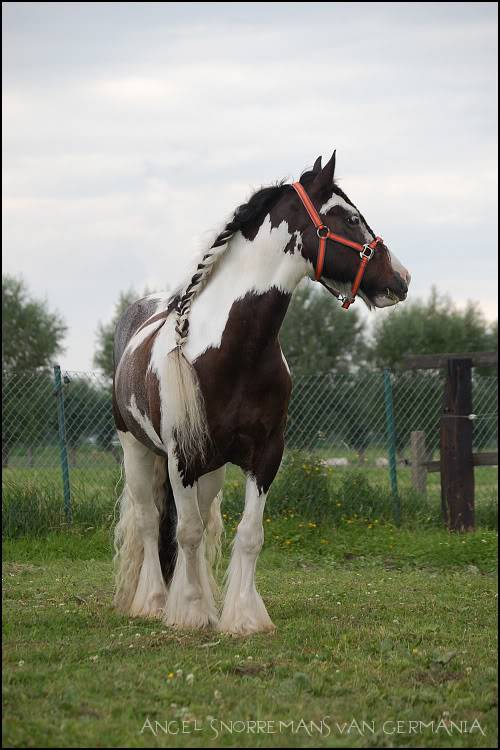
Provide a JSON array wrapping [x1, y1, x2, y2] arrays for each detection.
[[3, 2, 498, 371]]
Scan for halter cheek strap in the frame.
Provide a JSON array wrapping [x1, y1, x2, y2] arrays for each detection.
[[291, 181, 383, 309]]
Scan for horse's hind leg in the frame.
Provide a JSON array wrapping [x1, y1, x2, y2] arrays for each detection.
[[114, 431, 168, 618], [164, 449, 219, 628]]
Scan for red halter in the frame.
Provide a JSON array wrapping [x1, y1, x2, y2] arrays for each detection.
[[292, 182, 383, 309]]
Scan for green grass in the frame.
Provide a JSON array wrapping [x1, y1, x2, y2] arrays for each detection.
[[2, 522, 498, 748], [2, 452, 497, 539]]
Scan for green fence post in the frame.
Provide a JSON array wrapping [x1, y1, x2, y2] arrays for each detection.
[[53, 365, 72, 523], [383, 368, 400, 525]]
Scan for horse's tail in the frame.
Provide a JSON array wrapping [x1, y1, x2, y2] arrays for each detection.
[[164, 347, 210, 467], [156, 455, 178, 586]]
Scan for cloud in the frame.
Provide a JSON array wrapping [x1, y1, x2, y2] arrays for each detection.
[[2, 2, 498, 370]]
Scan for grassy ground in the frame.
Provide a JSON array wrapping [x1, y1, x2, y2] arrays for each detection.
[[2, 520, 497, 748], [2, 460, 498, 538]]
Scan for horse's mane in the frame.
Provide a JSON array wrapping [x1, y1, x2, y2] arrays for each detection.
[[171, 163, 373, 351], [222, 182, 287, 235], [218, 167, 320, 237], [216, 167, 376, 239]]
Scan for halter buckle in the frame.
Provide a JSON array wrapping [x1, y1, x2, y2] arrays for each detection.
[[360, 244, 375, 261], [316, 225, 329, 239], [341, 295, 356, 309]]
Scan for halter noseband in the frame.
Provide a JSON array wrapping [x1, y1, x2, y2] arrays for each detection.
[[291, 182, 383, 309]]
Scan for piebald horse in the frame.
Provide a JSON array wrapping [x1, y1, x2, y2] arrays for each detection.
[[112, 152, 410, 635]]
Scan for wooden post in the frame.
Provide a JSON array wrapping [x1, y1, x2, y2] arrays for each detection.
[[440, 359, 474, 531], [411, 431, 427, 494]]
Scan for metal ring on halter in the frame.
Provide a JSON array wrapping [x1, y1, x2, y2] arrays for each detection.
[[317, 226, 329, 239], [360, 244, 375, 260]]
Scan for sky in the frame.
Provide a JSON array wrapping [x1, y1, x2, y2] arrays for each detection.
[[2, 2, 498, 371]]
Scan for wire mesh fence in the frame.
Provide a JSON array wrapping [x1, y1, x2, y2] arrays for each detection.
[[288, 370, 497, 457], [2, 365, 497, 533]]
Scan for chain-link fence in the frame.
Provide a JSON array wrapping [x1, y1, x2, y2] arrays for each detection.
[[288, 370, 497, 458], [2, 365, 497, 531]]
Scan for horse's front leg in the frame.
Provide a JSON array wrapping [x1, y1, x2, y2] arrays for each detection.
[[164, 447, 218, 629], [218, 435, 284, 636]]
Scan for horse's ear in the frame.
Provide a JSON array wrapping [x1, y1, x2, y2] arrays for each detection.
[[314, 150, 336, 188], [312, 155, 322, 174]]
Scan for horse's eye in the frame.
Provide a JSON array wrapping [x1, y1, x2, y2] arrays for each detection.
[[346, 215, 360, 225]]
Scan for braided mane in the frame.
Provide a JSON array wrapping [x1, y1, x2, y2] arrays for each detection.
[[174, 182, 287, 348], [163, 165, 329, 466], [172, 166, 373, 351]]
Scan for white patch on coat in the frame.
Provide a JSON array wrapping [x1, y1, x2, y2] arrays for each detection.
[[143, 216, 311, 446], [120, 316, 167, 365], [145, 217, 310, 363], [185, 216, 310, 359], [288, 229, 302, 253], [319, 194, 372, 243], [320, 193, 356, 215], [127, 395, 164, 450]]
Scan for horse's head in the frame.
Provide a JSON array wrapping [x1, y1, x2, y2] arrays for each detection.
[[282, 151, 411, 308]]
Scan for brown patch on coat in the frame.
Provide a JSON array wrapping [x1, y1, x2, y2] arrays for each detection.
[[114, 329, 164, 455], [184, 288, 292, 491]]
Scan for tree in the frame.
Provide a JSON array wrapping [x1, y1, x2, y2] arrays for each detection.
[[2, 276, 67, 467], [2, 275, 67, 371], [280, 281, 368, 378], [63, 376, 118, 465], [93, 288, 146, 381], [370, 287, 497, 369], [2, 370, 57, 467], [370, 288, 497, 458]]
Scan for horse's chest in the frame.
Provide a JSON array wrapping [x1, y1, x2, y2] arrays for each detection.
[[198, 354, 292, 442]]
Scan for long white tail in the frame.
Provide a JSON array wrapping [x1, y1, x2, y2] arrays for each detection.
[[164, 347, 210, 467]]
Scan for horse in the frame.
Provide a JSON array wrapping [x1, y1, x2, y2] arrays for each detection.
[[112, 151, 411, 635]]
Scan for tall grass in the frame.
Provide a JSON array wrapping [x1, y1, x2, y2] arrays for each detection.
[[2, 451, 497, 538], [2, 473, 121, 538]]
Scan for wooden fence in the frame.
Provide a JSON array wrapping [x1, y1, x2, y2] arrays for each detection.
[[405, 352, 498, 531]]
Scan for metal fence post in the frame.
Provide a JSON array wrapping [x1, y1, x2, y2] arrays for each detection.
[[53, 364, 72, 523], [383, 368, 400, 525]]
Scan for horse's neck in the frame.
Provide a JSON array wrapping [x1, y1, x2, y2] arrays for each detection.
[[184, 216, 310, 361]]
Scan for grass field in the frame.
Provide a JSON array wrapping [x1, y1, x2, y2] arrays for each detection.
[[2, 518, 498, 748], [2, 449, 498, 747], [2, 458, 498, 538]]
